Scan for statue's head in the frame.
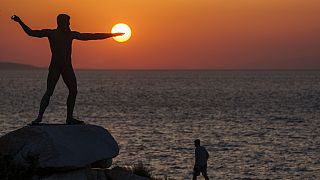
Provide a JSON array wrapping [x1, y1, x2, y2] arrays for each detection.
[[57, 14, 70, 31]]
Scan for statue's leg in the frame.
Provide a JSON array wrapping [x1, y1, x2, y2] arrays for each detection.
[[61, 66, 78, 121], [34, 69, 60, 123]]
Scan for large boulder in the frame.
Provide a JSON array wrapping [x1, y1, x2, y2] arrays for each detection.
[[0, 124, 119, 170]]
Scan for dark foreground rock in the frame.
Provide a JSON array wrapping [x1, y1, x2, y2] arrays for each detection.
[[38, 168, 149, 180], [0, 124, 119, 170], [39, 168, 107, 180], [105, 168, 149, 180]]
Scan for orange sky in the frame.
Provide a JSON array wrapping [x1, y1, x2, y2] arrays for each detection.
[[1, 0, 320, 69]]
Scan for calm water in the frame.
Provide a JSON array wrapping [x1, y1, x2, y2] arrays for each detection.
[[1, 70, 320, 179]]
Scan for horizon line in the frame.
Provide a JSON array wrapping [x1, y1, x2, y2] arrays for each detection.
[[2, 61, 320, 71]]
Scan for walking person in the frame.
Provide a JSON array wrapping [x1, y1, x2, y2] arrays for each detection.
[[193, 139, 209, 180]]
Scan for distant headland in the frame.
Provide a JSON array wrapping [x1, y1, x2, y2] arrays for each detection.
[[0, 62, 42, 70]]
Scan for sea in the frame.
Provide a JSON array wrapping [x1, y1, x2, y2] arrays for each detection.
[[0, 70, 319, 179]]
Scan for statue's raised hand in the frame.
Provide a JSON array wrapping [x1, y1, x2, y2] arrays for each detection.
[[11, 15, 21, 22]]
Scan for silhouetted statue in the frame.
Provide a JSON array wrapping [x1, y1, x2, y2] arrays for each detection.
[[11, 14, 124, 125], [193, 139, 209, 180]]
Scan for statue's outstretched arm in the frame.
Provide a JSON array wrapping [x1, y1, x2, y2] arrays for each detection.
[[11, 15, 50, 38], [73, 32, 124, 41]]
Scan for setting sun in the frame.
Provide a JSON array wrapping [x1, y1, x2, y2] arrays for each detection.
[[111, 23, 131, 43]]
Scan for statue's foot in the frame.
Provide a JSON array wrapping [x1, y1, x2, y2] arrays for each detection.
[[66, 118, 85, 125], [31, 118, 42, 125]]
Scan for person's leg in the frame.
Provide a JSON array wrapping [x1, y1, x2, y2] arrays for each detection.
[[193, 165, 199, 180], [192, 173, 197, 180], [61, 67, 83, 124], [33, 69, 60, 123], [201, 166, 209, 180], [203, 172, 209, 180]]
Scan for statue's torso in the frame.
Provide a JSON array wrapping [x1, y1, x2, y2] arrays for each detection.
[[48, 29, 74, 69]]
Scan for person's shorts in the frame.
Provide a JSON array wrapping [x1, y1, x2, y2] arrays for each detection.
[[193, 164, 207, 176]]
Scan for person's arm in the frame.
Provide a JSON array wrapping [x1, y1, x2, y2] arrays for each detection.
[[206, 149, 209, 160], [11, 15, 50, 38], [72, 31, 124, 41]]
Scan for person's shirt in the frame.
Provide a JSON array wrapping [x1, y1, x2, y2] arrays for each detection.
[[195, 145, 209, 167]]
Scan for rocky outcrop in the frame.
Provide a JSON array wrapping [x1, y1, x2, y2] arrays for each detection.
[[0, 124, 151, 180], [0, 124, 119, 170]]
